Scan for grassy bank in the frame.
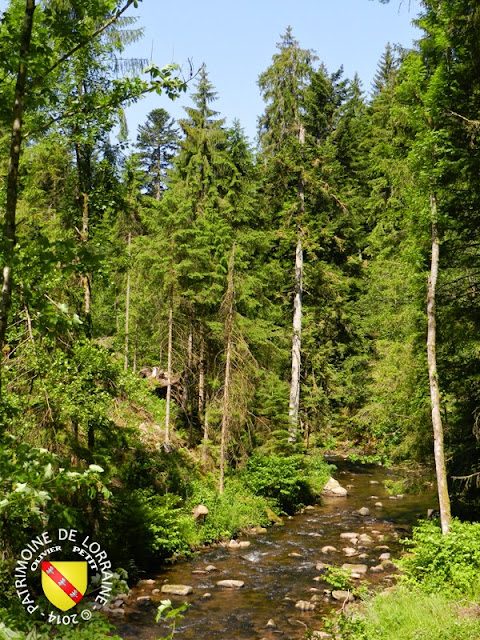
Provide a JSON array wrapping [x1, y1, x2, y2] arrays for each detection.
[[323, 519, 480, 640]]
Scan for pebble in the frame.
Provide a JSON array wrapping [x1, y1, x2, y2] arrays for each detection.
[[203, 592, 212, 599], [289, 552, 303, 558], [358, 507, 370, 516], [375, 502, 383, 508], [205, 565, 217, 572], [369, 480, 380, 485], [266, 619, 277, 628], [305, 505, 315, 511], [343, 547, 357, 557], [110, 608, 125, 616], [370, 564, 384, 573], [315, 562, 328, 570], [379, 552, 391, 561], [137, 596, 151, 602], [152, 589, 160, 595], [358, 534, 373, 544], [312, 632, 333, 639]]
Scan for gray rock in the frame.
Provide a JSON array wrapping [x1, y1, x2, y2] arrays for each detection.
[[358, 534, 373, 544], [340, 532, 358, 542], [342, 563, 368, 574], [266, 619, 277, 628], [312, 632, 333, 639], [370, 564, 384, 573], [374, 502, 383, 508], [369, 480, 380, 485], [238, 541, 251, 548], [331, 590, 354, 603], [381, 560, 396, 570], [289, 552, 303, 558], [305, 505, 315, 511], [205, 564, 217, 572], [137, 579, 155, 587], [295, 600, 316, 610], [216, 580, 245, 588], [315, 562, 328, 570], [161, 585, 193, 596], [152, 589, 160, 595], [321, 545, 337, 553], [192, 504, 209, 520], [379, 552, 391, 561], [358, 507, 370, 516], [343, 547, 357, 557], [137, 595, 151, 602], [110, 608, 125, 616], [202, 592, 212, 599], [322, 477, 348, 497]]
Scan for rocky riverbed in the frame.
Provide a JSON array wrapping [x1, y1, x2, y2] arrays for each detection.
[[112, 459, 436, 639]]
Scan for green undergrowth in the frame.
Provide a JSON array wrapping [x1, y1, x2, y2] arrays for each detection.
[[324, 519, 480, 640], [325, 588, 480, 640]]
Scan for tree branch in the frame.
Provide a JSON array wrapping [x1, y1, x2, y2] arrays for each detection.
[[30, 0, 140, 88]]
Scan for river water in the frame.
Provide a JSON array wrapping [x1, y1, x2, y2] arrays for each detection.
[[114, 460, 436, 640]]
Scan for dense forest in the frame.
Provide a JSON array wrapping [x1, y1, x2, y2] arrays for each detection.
[[2, 0, 480, 639]]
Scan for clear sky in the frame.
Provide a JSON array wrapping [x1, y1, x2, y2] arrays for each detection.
[[123, 0, 423, 145]]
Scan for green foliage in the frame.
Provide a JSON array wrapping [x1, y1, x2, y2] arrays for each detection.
[[243, 454, 325, 514], [155, 599, 190, 640], [324, 566, 353, 590], [330, 588, 480, 640], [399, 519, 480, 594]]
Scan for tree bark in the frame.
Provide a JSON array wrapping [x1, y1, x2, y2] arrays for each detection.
[[219, 245, 235, 494], [0, 0, 36, 399], [124, 231, 132, 371], [164, 286, 174, 444], [427, 193, 451, 535]]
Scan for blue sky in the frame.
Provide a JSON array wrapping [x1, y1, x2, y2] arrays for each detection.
[[123, 0, 423, 145]]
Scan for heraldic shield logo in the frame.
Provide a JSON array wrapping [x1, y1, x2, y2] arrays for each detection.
[[41, 561, 88, 611]]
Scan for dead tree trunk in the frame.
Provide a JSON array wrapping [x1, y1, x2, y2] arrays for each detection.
[[0, 0, 36, 399], [427, 193, 451, 535], [219, 245, 235, 494], [288, 123, 305, 440]]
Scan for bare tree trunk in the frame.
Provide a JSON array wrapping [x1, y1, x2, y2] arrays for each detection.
[[164, 286, 174, 444], [427, 193, 451, 535], [124, 231, 132, 371], [288, 124, 305, 440], [219, 245, 235, 495], [0, 0, 36, 399]]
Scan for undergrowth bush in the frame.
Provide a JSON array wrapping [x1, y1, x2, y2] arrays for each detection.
[[399, 518, 480, 594]]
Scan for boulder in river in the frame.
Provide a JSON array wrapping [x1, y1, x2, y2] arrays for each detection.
[[322, 477, 348, 497], [357, 507, 370, 516], [331, 590, 354, 603], [217, 580, 245, 588], [343, 547, 357, 557], [375, 502, 383, 508], [311, 632, 333, 639], [295, 600, 316, 610], [379, 552, 391, 561], [266, 619, 276, 628], [161, 584, 193, 596], [137, 579, 155, 587], [315, 562, 328, 570], [321, 545, 337, 553], [340, 532, 358, 542], [358, 533, 373, 544], [342, 563, 368, 575]]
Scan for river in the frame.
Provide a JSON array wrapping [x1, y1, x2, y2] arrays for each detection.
[[114, 459, 436, 639]]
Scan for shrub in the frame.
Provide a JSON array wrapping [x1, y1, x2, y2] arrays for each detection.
[[399, 518, 480, 594], [243, 454, 313, 513]]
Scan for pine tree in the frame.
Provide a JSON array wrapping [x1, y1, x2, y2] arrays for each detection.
[[136, 108, 179, 200]]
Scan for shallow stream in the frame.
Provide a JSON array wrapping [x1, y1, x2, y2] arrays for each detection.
[[114, 459, 436, 639]]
